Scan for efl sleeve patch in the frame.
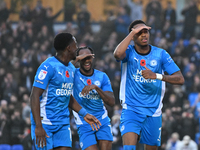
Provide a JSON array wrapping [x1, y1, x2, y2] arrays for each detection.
[[38, 70, 48, 80]]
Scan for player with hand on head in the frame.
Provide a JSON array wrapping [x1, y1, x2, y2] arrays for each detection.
[[113, 20, 184, 150], [30, 33, 101, 150], [72, 46, 115, 150]]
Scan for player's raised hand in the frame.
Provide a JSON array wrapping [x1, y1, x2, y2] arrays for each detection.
[[81, 85, 96, 95], [84, 114, 101, 131], [131, 25, 151, 35], [35, 125, 49, 148], [77, 53, 95, 61], [142, 66, 156, 79]]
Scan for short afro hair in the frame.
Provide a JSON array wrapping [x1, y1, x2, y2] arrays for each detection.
[[76, 46, 94, 56], [128, 20, 146, 33], [54, 32, 74, 51]]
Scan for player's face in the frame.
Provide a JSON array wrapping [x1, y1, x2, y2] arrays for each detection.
[[133, 24, 150, 47], [69, 38, 78, 60], [79, 49, 93, 73]]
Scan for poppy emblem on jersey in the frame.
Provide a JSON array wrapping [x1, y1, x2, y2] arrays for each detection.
[[140, 59, 146, 66], [65, 71, 69, 78], [87, 79, 91, 85], [38, 70, 47, 80]]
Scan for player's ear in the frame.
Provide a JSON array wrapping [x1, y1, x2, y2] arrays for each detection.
[[66, 45, 71, 52]]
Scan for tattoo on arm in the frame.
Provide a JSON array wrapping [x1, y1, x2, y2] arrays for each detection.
[[163, 71, 184, 84]]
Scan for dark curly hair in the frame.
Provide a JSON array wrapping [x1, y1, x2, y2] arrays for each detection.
[[76, 46, 94, 56], [128, 20, 146, 33], [53, 32, 74, 51]]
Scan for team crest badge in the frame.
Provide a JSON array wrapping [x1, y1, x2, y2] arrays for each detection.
[[94, 81, 100, 86], [150, 60, 157, 66], [38, 70, 47, 80]]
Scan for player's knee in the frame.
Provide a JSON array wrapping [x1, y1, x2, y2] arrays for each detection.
[[123, 145, 136, 150]]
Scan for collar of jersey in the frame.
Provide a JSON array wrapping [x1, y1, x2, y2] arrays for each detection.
[[79, 68, 94, 77], [54, 56, 69, 66], [134, 45, 151, 56]]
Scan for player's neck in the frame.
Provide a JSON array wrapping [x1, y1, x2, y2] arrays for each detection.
[[55, 53, 70, 65], [135, 44, 150, 54], [80, 68, 94, 76]]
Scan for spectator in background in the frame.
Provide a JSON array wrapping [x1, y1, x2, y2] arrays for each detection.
[[44, 7, 64, 36], [126, 0, 143, 21], [191, 75, 200, 93], [0, 113, 10, 144], [115, 6, 131, 42], [64, 0, 76, 22], [181, 0, 198, 39], [163, 1, 176, 26], [19, 5, 32, 22], [111, 114, 122, 150], [10, 109, 25, 145], [0, 1, 10, 25], [98, 11, 116, 45], [145, 0, 162, 30], [181, 111, 197, 140], [77, 4, 91, 35], [162, 20, 176, 43], [166, 132, 181, 150], [18, 127, 32, 150], [162, 108, 176, 137], [177, 135, 198, 150], [1, 73, 18, 102], [31, 0, 46, 35]]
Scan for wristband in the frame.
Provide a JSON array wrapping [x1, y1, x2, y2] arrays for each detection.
[[78, 108, 88, 117], [156, 73, 163, 80]]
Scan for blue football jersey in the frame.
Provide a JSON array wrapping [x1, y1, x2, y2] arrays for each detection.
[[73, 68, 113, 126], [120, 45, 180, 116], [30, 56, 75, 125]]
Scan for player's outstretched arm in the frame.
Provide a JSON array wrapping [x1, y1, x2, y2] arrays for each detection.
[[30, 87, 49, 148], [142, 66, 184, 85], [69, 95, 101, 130], [81, 85, 115, 106]]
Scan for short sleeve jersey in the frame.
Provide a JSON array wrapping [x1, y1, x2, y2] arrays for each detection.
[[73, 68, 113, 126], [30, 56, 75, 125], [120, 45, 180, 116]]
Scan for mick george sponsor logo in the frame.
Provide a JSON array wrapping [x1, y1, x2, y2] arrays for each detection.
[[79, 90, 100, 100], [132, 69, 156, 83], [56, 83, 73, 96]]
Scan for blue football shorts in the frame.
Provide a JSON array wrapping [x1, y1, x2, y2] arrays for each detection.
[[31, 124, 72, 150], [77, 122, 113, 150], [120, 109, 162, 146]]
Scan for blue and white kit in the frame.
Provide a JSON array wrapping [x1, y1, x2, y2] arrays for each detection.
[[119, 45, 180, 146], [73, 68, 113, 149], [31, 56, 75, 149]]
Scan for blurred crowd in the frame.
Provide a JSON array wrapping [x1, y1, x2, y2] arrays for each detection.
[[0, 0, 200, 149]]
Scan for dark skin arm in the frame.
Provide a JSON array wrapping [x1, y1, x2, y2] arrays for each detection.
[[142, 66, 185, 85], [81, 85, 115, 106], [68, 95, 101, 130], [113, 26, 151, 61], [72, 53, 95, 65], [30, 87, 49, 148]]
